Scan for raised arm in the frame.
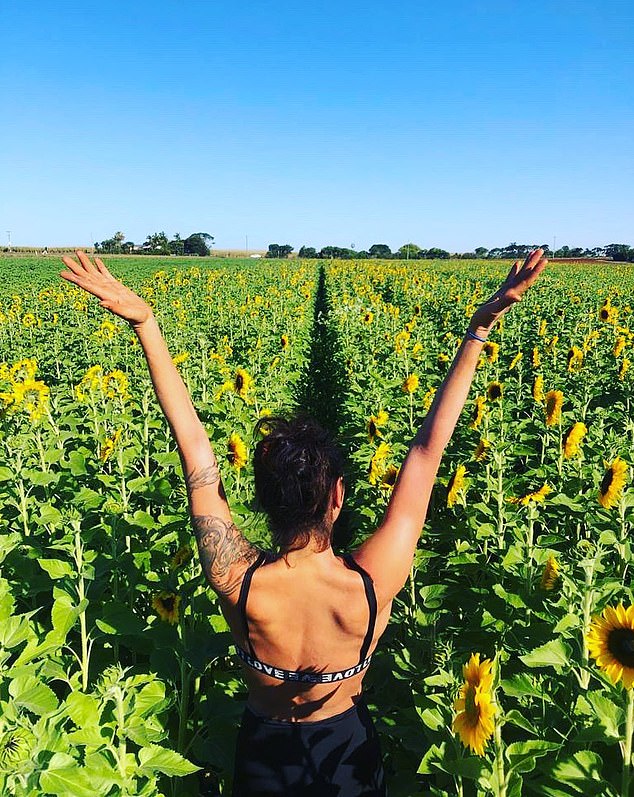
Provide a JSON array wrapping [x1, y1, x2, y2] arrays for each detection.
[[60, 252, 259, 599], [353, 249, 548, 606]]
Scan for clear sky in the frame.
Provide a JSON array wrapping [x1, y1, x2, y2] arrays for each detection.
[[1, 0, 632, 252]]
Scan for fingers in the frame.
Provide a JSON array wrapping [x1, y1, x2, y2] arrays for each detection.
[[76, 250, 100, 275], [95, 257, 114, 279]]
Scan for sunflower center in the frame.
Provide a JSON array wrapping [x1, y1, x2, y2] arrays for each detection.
[[235, 375, 244, 391], [368, 420, 377, 438], [600, 468, 615, 495], [607, 628, 634, 667], [464, 685, 480, 724], [162, 597, 175, 612]]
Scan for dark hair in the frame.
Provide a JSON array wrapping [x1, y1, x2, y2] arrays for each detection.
[[253, 414, 345, 553]]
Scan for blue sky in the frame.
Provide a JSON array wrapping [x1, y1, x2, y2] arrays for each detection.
[[1, 0, 632, 251]]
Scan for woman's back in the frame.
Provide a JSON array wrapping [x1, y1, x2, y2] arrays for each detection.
[[225, 546, 392, 721]]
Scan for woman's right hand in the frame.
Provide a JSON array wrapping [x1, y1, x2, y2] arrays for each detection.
[[60, 251, 153, 328], [469, 248, 548, 337]]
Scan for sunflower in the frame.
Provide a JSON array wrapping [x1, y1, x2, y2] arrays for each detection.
[[280, 334, 290, 349], [100, 430, 122, 463], [447, 464, 467, 508], [533, 374, 544, 403], [474, 439, 491, 462], [453, 653, 496, 757], [422, 387, 436, 412], [22, 313, 37, 328], [228, 433, 248, 470], [380, 465, 399, 491], [11, 378, 50, 422], [599, 299, 618, 324], [486, 381, 502, 402], [395, 330, 410, 354], [402, 374, 419, 394], [587, 604, 634, 688], [9, 358, 38, 383], [483, 341, 499, 364], [102, 369, 129, 400], [362, 311, 374, 324], [598, 457, 628, 509], [469, 396, 486, 430], [0, 727, 34, 769], [368, 442, 391, 485], [546, 335, 558, 353], [538, 319, 547, 337], [563, 422, 587, 459], [532, 347, 541, 368], [233, 367, 254, 399], [97, 319, 117, 340], [509, 352, 523, 370], [567, 346, 584, 372], [152, 592, 181, 625], [619, 359, 630, 381], [172, 352, 189, 366], [540, 556, 560, 591], [367, 410, 389, 442], [170, 544, 193, 571], [508, 484, 552, 506], [545, 390, 564, 426], [614, 337, 626, 358]]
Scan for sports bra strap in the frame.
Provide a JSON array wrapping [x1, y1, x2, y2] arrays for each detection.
[[237, 550, 268, 657], [342, 553, 378, 663]]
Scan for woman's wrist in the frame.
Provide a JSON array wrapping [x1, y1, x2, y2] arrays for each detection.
[[465, 328, 488, 343]]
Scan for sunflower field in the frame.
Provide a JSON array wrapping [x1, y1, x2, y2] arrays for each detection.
[[1, 254, 634, 796]]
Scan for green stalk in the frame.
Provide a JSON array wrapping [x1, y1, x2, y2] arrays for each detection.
[[579, 555, 596, 690], [115, 687, 127, 780], [177, 616, 191, 754], [492, 655, 507, 797], [621, 689, 634, 797], [74, 522, 90, 691]]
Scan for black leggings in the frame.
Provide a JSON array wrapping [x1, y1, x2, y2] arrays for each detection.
[[232, 699, 387, 796]]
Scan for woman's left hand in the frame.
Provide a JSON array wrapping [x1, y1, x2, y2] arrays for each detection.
[[60, 251, 153, 328], [469, 248, 548, 337]]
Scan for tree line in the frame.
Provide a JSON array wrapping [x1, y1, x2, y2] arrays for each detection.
[[94, 231, 214, 256], [268, 242, 634, 261]]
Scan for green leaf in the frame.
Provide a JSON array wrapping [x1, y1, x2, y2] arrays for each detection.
[[134, 680, 168, 716], [419, 707, 444, 732], [9, 674, 59, 715], [443, 756, 488, 780], [504, 709, 538, 736], [419, 584, 448, 609], [38, 558, 74, 579], [65, 691, 101, 728], [130, 510, 156, 530], [585, 691, 622, 739], [138, 744, 201, 776], [520, 638, 571, 669], [0, 466, 14, 481], [500, 673, 544, 698], [506, 740, 560, 775], [36, 503, 63, 526], [95, 601, 145, 636], [68, 451, 87, 475], [39, 753, 103, 797], [73, 487, 104, 510]]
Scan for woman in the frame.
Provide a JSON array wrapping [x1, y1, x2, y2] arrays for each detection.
[[60, 249, 547, 795]]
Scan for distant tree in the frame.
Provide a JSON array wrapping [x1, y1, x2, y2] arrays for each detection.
[[298, 246, 317, 258], [95, 231, 126, 254], [122, 241, 136, 254], [184, 233, 211, 256], [474, 247, 488, 258], [606, 244, 633, 262], [368, 244, 392, 258], [396, 243, 421, 259], [424, 247, 450, 259], [266, 244, 293, 258], [144, 232, 170, 254], [169, 233, 184, 256]]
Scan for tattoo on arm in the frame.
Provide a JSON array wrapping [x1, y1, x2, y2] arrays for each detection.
[[185, 459, 221, 498], [191, 514, 259, 597]]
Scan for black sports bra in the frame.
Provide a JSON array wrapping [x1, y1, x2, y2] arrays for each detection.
[[235, 551, 378, 685]]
